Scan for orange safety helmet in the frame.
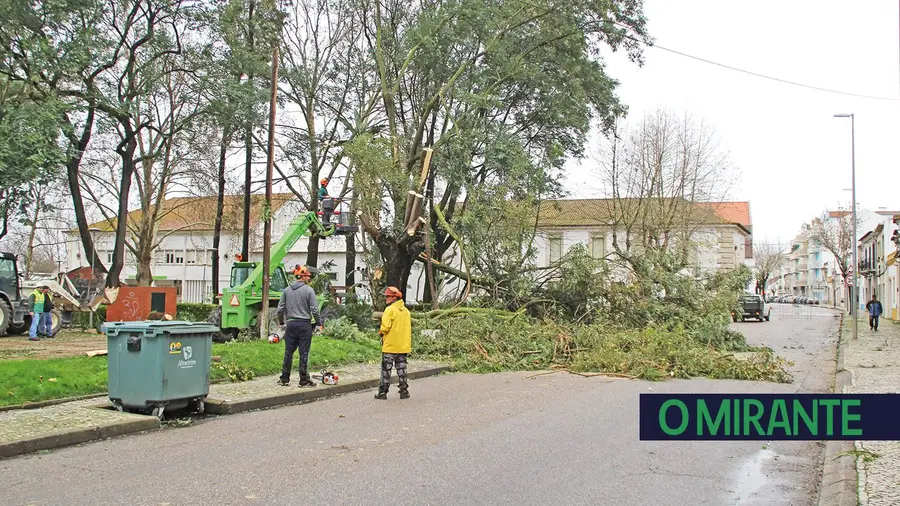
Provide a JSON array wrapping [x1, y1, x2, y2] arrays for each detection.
[[383, 286, 402, 299], [320, 178, 329, 186], [293, 265, 311, 278]]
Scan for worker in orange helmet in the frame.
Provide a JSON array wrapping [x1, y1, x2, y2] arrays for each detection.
[[275, 264, 322, 387], [317, 178, 330, 201], [375, 286, 412, 400]]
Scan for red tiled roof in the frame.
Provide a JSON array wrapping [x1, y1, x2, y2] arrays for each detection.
[[537, 198, 751, 233], [85, 193, 298, 233], [695, 201, 751, 229]]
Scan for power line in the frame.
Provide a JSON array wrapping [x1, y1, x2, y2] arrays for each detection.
[[647, 42, 900, 102]]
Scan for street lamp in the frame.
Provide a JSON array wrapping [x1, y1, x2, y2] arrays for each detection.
[[834, 113, 858, 340]]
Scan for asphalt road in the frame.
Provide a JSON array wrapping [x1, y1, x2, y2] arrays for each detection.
[[0, 304, 840, 506]]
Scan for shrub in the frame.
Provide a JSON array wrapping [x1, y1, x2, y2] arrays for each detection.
[[177, 302, 217, 322]]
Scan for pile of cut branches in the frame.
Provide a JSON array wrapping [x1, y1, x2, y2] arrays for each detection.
[[412, 313, 792, 383]]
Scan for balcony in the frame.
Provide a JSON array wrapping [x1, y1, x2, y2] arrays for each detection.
[[859, 259, 877, 275]]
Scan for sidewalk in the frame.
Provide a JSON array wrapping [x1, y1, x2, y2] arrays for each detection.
[[843, 316, 900, 506], [0, 359, 448, 459]]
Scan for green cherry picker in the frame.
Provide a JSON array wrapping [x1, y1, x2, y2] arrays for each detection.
[[208, 202, 357, 342]]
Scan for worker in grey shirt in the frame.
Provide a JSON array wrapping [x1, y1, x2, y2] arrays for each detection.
[[275, 265, 322, 387]]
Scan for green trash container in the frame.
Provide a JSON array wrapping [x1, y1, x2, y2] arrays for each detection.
[[102, 320, 218, 418]]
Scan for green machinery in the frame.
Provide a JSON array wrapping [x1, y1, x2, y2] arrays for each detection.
[[0, 252, 29, 335], [207, 208, 357, 342]]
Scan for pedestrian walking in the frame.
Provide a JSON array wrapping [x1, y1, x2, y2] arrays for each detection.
[[40, 286, 55, 338], [375, 286, 412, 400], [866, 294, 883, 331], [27, 285, 47, 341], [275, 265, 322, 387]]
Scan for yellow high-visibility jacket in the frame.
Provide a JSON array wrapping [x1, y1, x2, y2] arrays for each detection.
[[379, 300, 412, 354]]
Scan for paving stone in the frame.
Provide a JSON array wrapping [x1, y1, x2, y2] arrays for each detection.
[[0, 359, 448, 457], [843, 318, 900, 506], [208, 360, 445, 401]]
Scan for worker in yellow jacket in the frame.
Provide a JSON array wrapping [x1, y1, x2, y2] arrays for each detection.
[[376, 286, 412, 400]]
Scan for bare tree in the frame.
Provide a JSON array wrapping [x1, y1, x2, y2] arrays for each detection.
[[81, 71, 212, 285], [276, 0, 361, 267], [804, 209, 866, 298], [594, 108, 738, 287], [752, 242, 785, 297]]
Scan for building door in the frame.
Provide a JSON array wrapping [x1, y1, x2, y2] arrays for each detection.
[[151, 292, 167, 314]]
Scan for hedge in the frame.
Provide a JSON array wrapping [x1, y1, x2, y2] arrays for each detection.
[[176, 302, 218, 322]]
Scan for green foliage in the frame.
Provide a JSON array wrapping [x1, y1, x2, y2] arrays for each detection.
[[322, 316, 380, 348], [0, 90, 68, 232], [71, 305, 107, 330], [176, 303, 218, 322], [330, 296, 377, 331], [413, 313, 792, 383], [528, 246, 753, 350]]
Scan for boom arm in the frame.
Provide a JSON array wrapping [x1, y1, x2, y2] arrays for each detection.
[[238, 211, 334, 291]]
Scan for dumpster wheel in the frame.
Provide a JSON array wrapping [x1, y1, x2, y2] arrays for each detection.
[[191, 398, 205, 415], [151, 406, 165, 420]]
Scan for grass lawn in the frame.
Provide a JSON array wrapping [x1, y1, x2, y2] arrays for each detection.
[[0, 337, 380, 407]]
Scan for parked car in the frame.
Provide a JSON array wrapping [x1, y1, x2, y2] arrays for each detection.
[[733, 293, 771, 322]]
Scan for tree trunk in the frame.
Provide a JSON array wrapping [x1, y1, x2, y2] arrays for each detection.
[[345, 232, 355, 292], [108, 130, 137, 288], [212, 128, 230, 298], [422, 247, 442, 305], [305, 103, 320, 268], [135, 244, 153, 286], [375, 234, 422, 305], [344, 186, 358, 292], [240, 0, 256, 260], [241, 129, 252, 259], [307, 235, 320, 268], [64, 107, 106, 274], [24, 185, 42, 277]]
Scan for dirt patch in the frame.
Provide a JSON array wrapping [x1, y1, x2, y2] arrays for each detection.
[[0, 330, 107, 360]]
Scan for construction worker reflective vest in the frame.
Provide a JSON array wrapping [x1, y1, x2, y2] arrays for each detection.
[[29, 289, 45, 313]]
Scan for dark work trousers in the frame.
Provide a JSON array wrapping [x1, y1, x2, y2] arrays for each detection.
[[281, 319, 313, 383], [869, 315, 880, 331], [379, 353, 408, 394]]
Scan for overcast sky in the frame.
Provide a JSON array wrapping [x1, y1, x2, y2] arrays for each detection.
[[564, 0, 900, 247]]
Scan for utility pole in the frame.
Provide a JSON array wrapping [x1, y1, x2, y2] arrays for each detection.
[[834, 113, 857, 339], [260, 45, 280, 340]]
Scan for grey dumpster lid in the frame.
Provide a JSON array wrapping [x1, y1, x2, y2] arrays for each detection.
[[101, 320, 220, 337]]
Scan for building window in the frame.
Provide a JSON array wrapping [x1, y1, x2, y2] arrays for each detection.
[[164, 251, 184, 265], [590, 235, 606, 259], [549, 234, 563, 263]]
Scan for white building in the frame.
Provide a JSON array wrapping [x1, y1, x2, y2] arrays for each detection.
[[65, 194, 368, 303], [65, 195, 755, 304], [857, 210, 900, 319], [530, 199, 754, 280]]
